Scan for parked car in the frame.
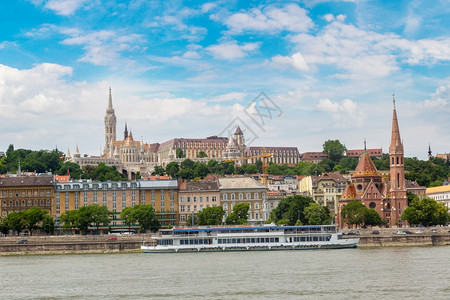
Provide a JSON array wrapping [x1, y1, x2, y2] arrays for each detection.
[[16, 239, 28, 244], [396, 231, 406, 235], [372, 230, 380, 235], [415, 230, 423, 234], [106, 237, 117, 241], [430, 229, 438, 233]]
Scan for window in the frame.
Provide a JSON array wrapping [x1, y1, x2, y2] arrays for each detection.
[[223, 194, 227, 201], [200, 197, 203, 202], [187, 197, 191, 202], [231, 193, 235, 200], [206, 196, 209, 202], [180, 197, 185, 203], [151, 190, 155, 201], [160, 190, 165, 201], [254, 193, 259, 199], [193, 197, 197, 202], [239, 193, 243, 200], [180, 205, 185, 212], [212, 196, 217, 202]]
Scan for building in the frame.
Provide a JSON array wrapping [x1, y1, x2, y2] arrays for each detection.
[[267, 175, 299, 193], [299, 152, 329, 163], [337, 98, 407, 228], [54, 179, 178, 231], [218, 177, 268, 223], [435, 153, 450, 162], [426, 185, 450, 211], [0, 176, 54, 218], [246, 147, 301, 165], [65, 89, 301, 179], [178, 181, 220, 226], [298, 172, 349, 217], [346, 148, 383, 158], [266, 190, 286, 218], [406, 180, 426, 198]]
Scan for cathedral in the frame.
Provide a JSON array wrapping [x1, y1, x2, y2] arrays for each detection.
[[337, 97, 408, 228]]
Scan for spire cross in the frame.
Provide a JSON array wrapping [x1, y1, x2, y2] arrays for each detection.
[[364, 138, 367, 150]]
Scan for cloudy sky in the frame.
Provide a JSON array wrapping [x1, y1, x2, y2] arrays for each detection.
[[1, 0, 449, 159]]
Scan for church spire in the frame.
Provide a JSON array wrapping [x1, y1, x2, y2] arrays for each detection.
[[107, 87, 114, 113], [389, 95, 403, 154], [124, 122, 128, 139], [104, 87, 117, 157]]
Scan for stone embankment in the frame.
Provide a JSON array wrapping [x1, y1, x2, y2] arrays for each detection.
[[343, 227, 450, 247], [0, 234, 149, 256]]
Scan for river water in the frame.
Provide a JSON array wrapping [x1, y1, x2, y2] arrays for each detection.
[[1, 246, 449, 299]]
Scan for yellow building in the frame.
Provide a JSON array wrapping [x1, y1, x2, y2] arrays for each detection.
[[54, 179, 178, 231], [0, 176, 54, 219], [298, 173, 349, 216]]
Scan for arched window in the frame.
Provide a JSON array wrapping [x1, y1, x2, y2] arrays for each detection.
[[223, 194, 227, 201], [239, 193, 243, 200], [254, 193, 259, 199], [231, 193, 235, 200], [246, 193, 251, 199]]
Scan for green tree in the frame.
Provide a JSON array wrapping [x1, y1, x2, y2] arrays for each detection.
[[58, 161, 82, 178], [186, 214, 198, 226], [24, 207, 47, 236], [153, 165, 165, 176], [340, 201, 367, 228], [401, 197, 449, 226], [225, 203, 250, 225], [323, 140, 347, 162], [91, 204, 112, 232], [270, 195, 314, 225], [0, 220, 10, 236], [121, 207, 136, 232], [364, 209, 383, 227], [194, 163, 209, 179], [132, 204, 160, 233], [42, 215, 55, 235], [176, 148, 185, 158], [60, 210, 79, 232], [197, 206, 225, 225], [165, 162, 180, 178], [4, 211, 26, 235], [304, 203, 331, 225], [197, 151, 207, 158]]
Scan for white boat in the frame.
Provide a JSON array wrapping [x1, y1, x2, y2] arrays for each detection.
[[141, 224, 359, 253]]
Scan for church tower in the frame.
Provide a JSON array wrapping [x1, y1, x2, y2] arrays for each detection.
[[389, 96, 407, 227], [104, 87, 117, 157]]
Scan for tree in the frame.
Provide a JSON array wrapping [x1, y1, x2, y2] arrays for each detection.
[[153, 165, 165, 176], [402, 197, 449, 226], [270, 195, 315, 225], [186, 214, 198, 226], [132, 204, 160, 232], [60, 210, 79, 232], [58, 161, 82, 179], [165, 162, 180, 178], [4, 211, 26, 235], [304, 203, 331, 225], [194, 163, 209, 179], [364, 209, 383, 227], [121, 207, 136, 232], [0, 220, 10, 236], [176, 148, 185, 158], [91, 204, 112, 232], [340, 201, 367, 228], [197, 151, 207, 158], [42, 215, 55, 235], [322, 140, 347, 162], [225, 203, 250, 225], [197, 206, 225, 225], [24, 207, 47, 236]]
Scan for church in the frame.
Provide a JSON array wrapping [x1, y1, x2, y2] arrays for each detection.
[[337, 97, 408, 228]]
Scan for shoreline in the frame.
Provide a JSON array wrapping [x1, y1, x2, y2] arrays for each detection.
[[1, 228, 449, 256]]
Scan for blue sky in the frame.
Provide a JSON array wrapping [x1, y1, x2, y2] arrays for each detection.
[[1, 0, 450, 160]]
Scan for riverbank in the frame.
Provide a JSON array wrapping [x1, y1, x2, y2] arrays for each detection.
[[1, 227, 449, 255]]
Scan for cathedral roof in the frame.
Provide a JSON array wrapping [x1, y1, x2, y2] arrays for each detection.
[[235, 126, 243, 135], [340, 183, 357, 200], [352, 151, 380, 178]]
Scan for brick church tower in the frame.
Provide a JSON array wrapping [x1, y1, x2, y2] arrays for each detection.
[[389, 96, 407, 227]]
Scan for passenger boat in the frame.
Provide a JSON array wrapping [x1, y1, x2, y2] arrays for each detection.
[[141, 224, 359, 253]]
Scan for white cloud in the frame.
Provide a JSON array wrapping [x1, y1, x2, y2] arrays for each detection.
[[271, 52, 309, 71], [206, 41, 260, 60], [224, 3, 313, 34], [210, 92, 247, 103], [316, 98, 366, 128], [201, 3, 216, 13], [60, 29, 145, 66], [45, 0, 88, 16]]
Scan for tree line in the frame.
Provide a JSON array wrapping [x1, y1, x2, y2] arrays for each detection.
[[0, 207, 55, 236]]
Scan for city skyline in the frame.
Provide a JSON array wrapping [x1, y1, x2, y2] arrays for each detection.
[[1, 1, 450, 159]]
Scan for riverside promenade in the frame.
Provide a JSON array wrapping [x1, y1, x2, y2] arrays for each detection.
[[1, 227, 449, 255]]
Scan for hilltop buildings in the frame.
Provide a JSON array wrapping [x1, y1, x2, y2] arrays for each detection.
[[65, 89, 300, 179]]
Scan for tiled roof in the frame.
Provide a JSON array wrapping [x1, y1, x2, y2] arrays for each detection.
[[426, 185, 450, 194], [346, 148, 382, 157], [0, 176, 54, 186], [180, 181, 219, 192], [218, 177, 267, 189], [352, 152, 380, 178], [340, 183, 357, 200]]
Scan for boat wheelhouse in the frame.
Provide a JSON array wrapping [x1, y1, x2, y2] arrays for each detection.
[[141, 224, 359, 253]]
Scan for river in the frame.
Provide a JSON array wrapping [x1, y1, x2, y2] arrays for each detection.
[[1, 246, 449, 299]]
